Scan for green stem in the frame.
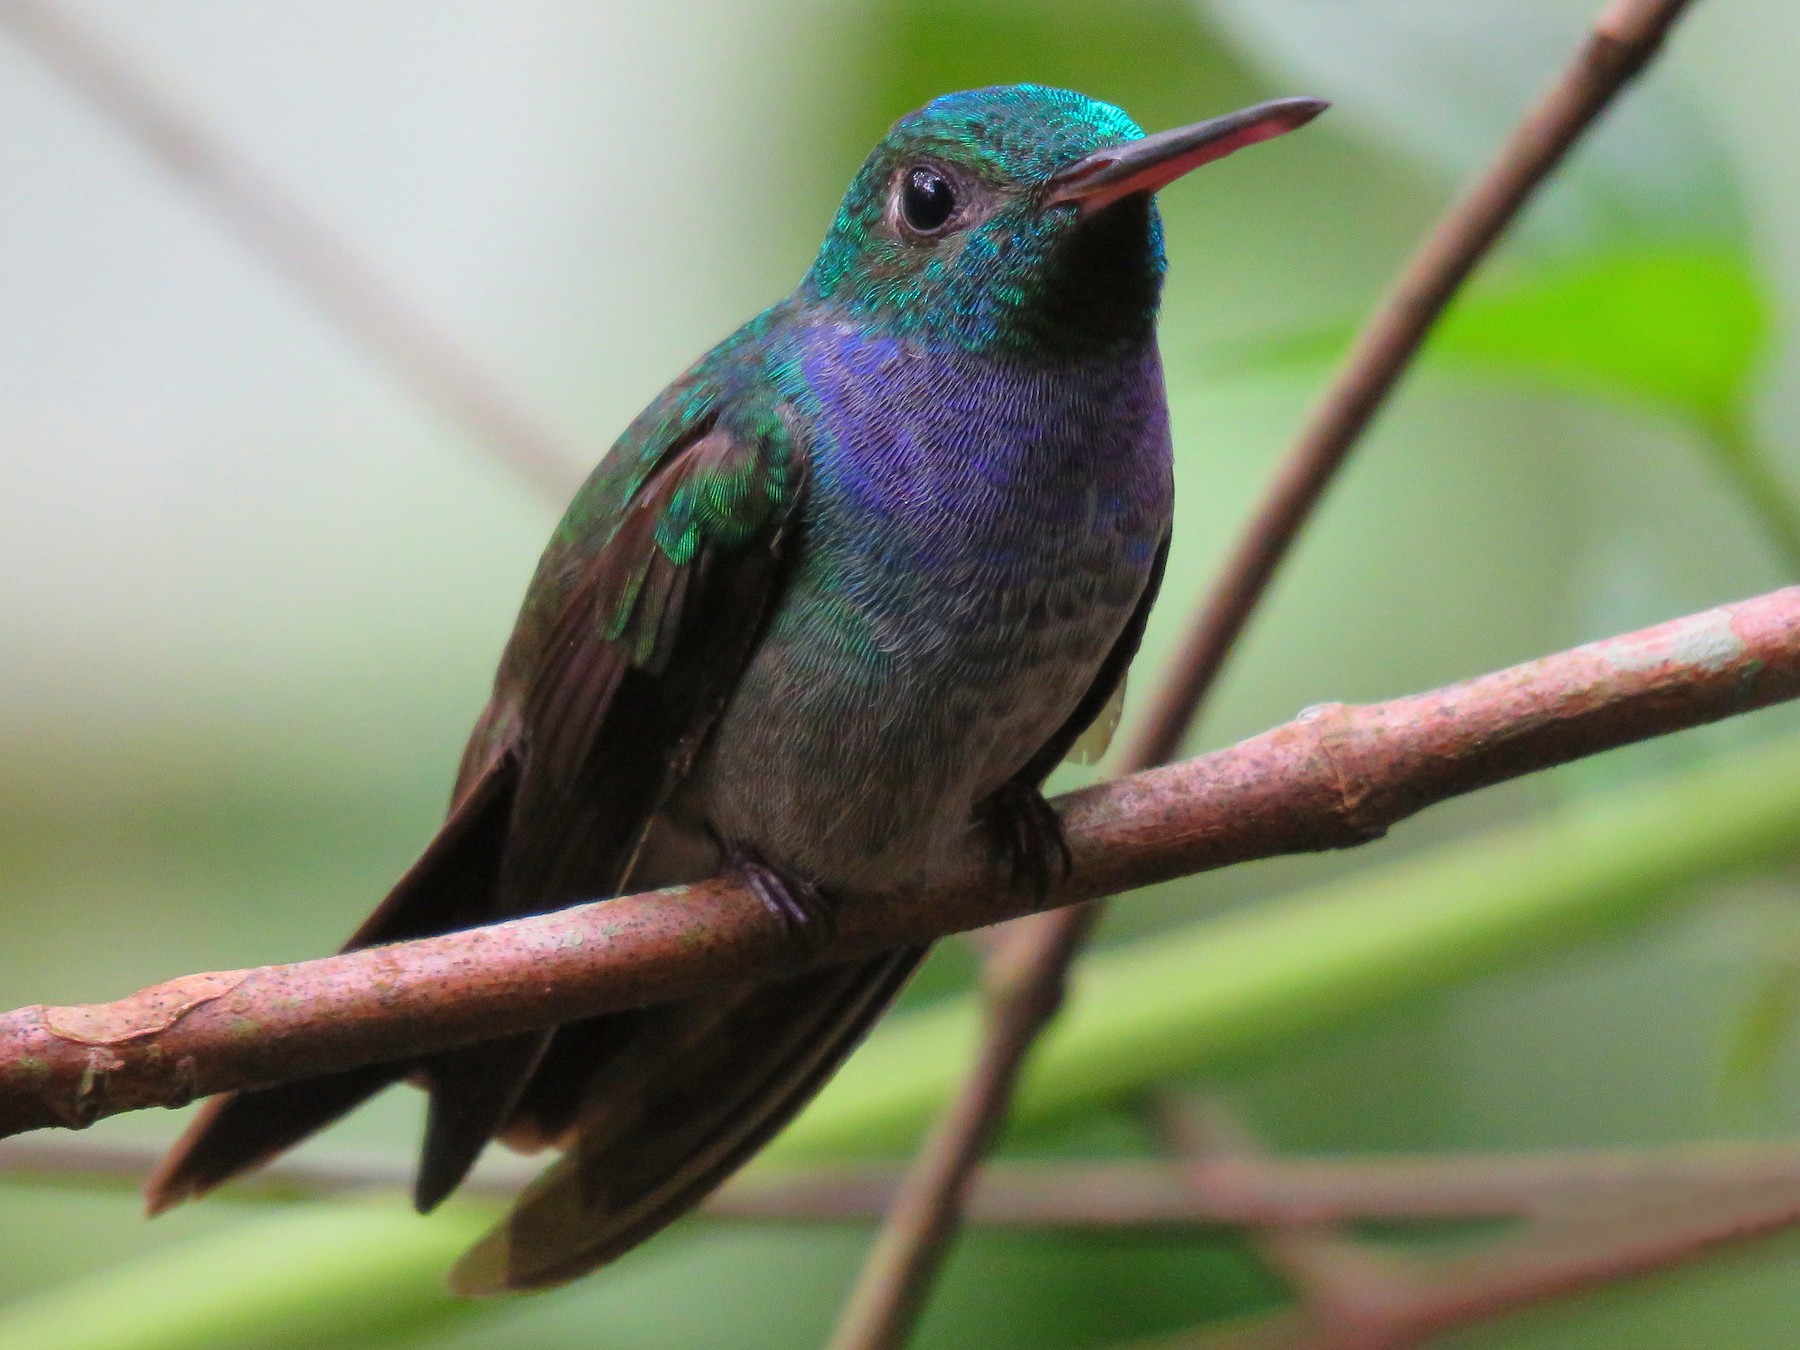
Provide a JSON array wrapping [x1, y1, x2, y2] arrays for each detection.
[[1703, 414, 1800, 575], [0, 1201, 491, 1350], [14, 730, 1800, 1350]]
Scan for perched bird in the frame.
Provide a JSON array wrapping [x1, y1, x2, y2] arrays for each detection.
[[145, 83, 1324, 1292]]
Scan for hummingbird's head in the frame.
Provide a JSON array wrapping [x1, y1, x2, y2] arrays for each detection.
[[803, 84, 1325, 357]]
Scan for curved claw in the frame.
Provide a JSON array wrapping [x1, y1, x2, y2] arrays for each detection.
[[976, 783, 1072, 901], [731, 852, 839, 960]]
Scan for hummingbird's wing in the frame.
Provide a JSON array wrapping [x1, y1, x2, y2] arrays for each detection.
[[146, 397, 816, 1217], [437, 398, 936, 1290], [398, 417, 820, 1210], [444, 536, 1172, 1293]]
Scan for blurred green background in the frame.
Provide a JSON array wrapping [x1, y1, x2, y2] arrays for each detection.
[[4, 1, 1800, 1346]]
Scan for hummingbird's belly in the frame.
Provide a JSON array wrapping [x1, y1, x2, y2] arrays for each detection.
[[686, 553, 1149, 890]]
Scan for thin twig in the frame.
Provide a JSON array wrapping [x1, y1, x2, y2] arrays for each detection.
[[0, 0, 585, 500], [0, 586, 1794, 1139], [14, 1134, 1800, 1231], [823, 899, 1104, 1348], [1145, 1100, 1800, 1350], [1125, 0, 1697, 768], [825, 3, 1700, 1347], [1157, 1101, 1416, 1346]]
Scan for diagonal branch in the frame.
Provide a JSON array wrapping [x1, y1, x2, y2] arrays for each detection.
[[1125, 0, 1698, 770], [825, 2, 1702, 1347], [0, 0, 586, 500], [0, 585, 1795, 1141]]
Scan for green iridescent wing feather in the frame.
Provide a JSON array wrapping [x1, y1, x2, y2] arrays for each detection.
[[144, 376, 811, 1219]]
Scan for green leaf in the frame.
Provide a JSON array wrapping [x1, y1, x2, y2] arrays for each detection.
[[1433, 248, 1800, 568], [1199, 0, 1799, 566], [1219, 245, 1800, 568], [1230, 247, 1767, 440], [1428, 247, 1766, 440]]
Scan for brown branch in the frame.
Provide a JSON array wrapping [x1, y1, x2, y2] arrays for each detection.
[[825, 2, 1701, 1347], [0, 0, 585, 500], [14, 1134, 1800, 1231], [0, 586, 1793, 1140]]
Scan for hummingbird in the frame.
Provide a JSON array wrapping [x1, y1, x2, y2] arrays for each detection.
[[144, 84, 1324, 1292]]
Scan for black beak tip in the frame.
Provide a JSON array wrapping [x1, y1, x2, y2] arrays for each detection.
[[1273, 95, 1331, 129]]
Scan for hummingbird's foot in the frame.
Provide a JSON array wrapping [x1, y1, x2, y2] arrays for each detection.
[[976, 782, 1073, 901], [730, 850, 838, 959]]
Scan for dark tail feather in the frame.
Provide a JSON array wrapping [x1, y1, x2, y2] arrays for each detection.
[[144, 1062, 407, 1214], [449, 946, 927, 1294], [413, 1030, 553, 1212], [145, 753, 520, 1216]]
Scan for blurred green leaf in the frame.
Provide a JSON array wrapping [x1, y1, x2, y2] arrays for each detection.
[[1432, 247, 1799, 569], [1231, 247, 1765, 442], [1231, 246, 1764, 421], [1201, 0, 1800, 569], [1429, 248, 1764, 438], [1220, 245, 1800, 567]]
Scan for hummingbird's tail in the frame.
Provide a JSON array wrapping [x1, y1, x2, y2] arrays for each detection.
[[142, 1061, 407, 1214], [446, 943, 926, 1294], [145, 740, 927, 1291]]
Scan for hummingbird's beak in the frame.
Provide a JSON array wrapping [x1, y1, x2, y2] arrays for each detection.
[[1045, 96, 1328, 215]]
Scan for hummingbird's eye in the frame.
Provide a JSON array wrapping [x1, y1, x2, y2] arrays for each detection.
[[899, 166, 957, 235]]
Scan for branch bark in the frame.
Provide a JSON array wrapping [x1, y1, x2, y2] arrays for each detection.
[[0, 585, 1794, 1141], [827, 2, 1701, 1346]]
